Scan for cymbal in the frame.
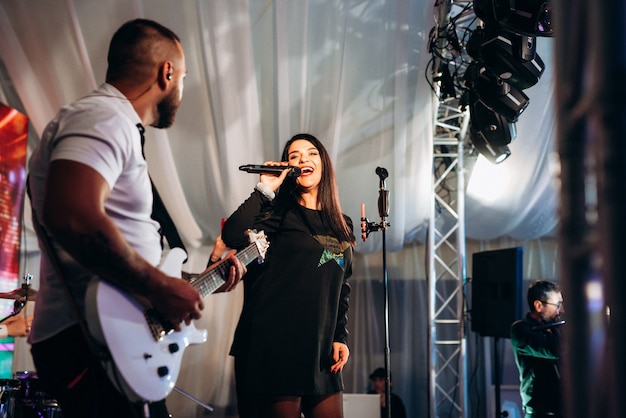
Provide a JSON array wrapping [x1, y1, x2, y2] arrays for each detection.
[[0, 287, 38, 300]]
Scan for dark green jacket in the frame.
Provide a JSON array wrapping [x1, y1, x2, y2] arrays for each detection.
[[510, 313, 562, 415]]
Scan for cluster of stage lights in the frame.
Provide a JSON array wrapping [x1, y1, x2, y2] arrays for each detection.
[[466, 0, 554, 164], [434, 0, 554, 164]]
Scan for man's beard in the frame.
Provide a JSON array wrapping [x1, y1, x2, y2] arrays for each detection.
[[153, 86, 180, 129], [546, 312, 561, 323]]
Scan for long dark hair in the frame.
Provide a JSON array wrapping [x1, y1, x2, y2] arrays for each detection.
[[276, 133, 355, 246]]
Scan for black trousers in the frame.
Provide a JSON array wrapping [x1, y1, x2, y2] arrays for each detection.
[[30, 324, 169, 418]]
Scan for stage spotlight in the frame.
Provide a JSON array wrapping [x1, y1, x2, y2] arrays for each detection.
[[480, 30, 545, 90], [475, 67, 529, 122], [465, 62, 529, 122], [469, 126, 512, 164], [492, 0, 554, 37], [468, 90, 517, 164]]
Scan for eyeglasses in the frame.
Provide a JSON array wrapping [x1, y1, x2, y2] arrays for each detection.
[[542, 301, 564, 309]]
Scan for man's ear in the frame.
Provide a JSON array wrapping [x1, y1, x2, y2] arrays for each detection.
[[532, 299, 543, 312], [157, 61, 174, 89]]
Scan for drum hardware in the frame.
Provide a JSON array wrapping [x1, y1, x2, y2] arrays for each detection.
[[0, 275, 62, 417], [0, 274, 37, 327], [0, 274, 38, 301], [11, 371, 63, 418], [0, 288, 38, 301]]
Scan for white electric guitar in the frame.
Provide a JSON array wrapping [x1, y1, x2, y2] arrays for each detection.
[[85, 229, 268, 402]]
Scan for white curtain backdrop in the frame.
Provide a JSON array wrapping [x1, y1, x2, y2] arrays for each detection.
[[0, 1, 559, 417]]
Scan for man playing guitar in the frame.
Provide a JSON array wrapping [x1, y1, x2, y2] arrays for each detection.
[[27, 19, 246, 418]]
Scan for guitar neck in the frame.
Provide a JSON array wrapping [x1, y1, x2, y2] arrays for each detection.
[[191, 243, 260, 297]]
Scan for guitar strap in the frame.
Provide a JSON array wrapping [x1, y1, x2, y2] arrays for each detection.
[[137, 123, 187, 256]]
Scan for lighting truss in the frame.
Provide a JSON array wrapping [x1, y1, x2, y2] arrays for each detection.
[[429, 94, 469, 418], [428, 1, 473, 417]]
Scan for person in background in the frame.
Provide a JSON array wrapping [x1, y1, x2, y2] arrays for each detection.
[[367, 367, 407, 418], [27, 19, 245, 418], [222, 133, 355, 418], [511, 280, 565, 418]]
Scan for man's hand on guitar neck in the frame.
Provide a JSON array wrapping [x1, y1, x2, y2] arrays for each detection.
[[207, 235, 246, 293]]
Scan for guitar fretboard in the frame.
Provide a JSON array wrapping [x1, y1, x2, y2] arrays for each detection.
[[191, 243, 261, 297]]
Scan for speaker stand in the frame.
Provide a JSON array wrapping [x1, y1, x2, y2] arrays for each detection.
[[493, 337, 508, 418]]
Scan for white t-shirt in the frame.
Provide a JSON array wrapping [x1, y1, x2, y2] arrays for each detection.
[[28, 83, 162, 344]]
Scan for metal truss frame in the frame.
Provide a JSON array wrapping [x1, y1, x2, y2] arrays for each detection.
[[427, 0, 476, 415], [428, 96, 470, 418]]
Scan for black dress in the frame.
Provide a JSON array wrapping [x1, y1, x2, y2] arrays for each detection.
[[222, 190, 353, 396]]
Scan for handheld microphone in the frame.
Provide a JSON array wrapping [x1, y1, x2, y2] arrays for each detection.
[[532, 320, 566, 331], [239, 164, 301, 177]]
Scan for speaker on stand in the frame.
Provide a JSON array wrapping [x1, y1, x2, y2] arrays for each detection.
[[471, 247, 524, 418]]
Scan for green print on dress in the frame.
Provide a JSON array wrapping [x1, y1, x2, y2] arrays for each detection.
[[313, 234, 351, 269]]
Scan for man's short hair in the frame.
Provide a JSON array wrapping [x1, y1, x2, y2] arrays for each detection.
[[106, 19, 180, 83], [527, 280, 560, 310]]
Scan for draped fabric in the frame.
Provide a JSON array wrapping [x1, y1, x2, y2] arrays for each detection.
[[0, 1, 559, 417]]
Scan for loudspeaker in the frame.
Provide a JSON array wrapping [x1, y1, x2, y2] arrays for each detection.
[[471, 247, 523, 338]]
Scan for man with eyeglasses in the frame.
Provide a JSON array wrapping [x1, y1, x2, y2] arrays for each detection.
[[511, 280, 565, 418]]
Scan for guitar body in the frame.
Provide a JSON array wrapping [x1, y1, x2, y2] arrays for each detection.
[[85, 230, 269, 402], [85, 248, 207, 402]]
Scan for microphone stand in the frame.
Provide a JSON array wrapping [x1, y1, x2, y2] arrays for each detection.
[[172, 386, 213, 412], [361, 167, 391, 418]]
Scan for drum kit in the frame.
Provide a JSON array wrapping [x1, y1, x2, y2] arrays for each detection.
[[0, 371, 62, 418], [0, 281, 63, 418]]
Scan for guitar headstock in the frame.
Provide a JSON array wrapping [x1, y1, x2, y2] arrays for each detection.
[[245, 229, 269, 263]]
